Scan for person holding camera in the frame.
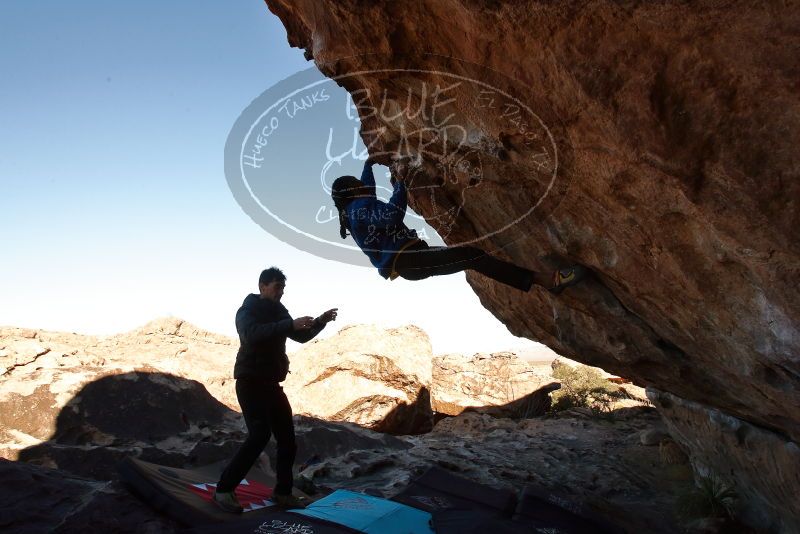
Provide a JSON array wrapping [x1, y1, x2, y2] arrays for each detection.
[[213, 267, 337, 513]]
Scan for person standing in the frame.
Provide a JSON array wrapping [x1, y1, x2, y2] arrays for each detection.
[[214, 267, 337, 512]]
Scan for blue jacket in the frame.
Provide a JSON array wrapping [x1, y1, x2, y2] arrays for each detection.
[[346, 162, 419, 278]]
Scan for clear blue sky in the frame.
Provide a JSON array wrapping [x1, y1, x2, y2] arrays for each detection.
[[0, 1, 555, 358]]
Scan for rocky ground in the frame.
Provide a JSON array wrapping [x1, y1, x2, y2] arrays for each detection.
[[296, 409, 694, 534], [0, 320, 718, 533]]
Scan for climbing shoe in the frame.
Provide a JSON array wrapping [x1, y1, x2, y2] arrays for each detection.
[[213, 489, 243, 513], [271, 492, 307, 509], [549, 265, 587, 295]]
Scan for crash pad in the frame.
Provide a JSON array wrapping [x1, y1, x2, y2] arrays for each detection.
[[391, 466, 516, 516], [294, 489, 434, 534], [512, 484, 621, 534], [119, 457, 305, 526], [186, 510, 360, 533]]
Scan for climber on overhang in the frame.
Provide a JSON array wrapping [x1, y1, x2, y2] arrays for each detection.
[[331, 158, 587, 293]]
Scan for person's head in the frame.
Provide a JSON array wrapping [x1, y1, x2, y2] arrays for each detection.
[[331, 175, 365, 204], [258, 267, 286, 301], [331, 175, 366, 239]]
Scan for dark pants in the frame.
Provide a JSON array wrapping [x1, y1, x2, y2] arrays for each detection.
[[393, 242, 535, 291], [217, 378, 296, 495]]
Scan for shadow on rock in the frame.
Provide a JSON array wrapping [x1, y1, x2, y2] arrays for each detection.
[[371, 385, 434, 435], [7, 370, 425, 532], [18, 370, 240, 480], [464, 382, 562, 419], [6, 370, 241, 534], [429, 382, 562, 425]]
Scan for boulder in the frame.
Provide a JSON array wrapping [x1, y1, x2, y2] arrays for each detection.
[[10, 370, 235, 479], [0, 335, 50, 374], [0, 319, 238, 410], [264, 2, 800, 528], [431, 352, 552, 415], [284, 324, 434, 434], [649, 388, 800, 533], [0, 321, 433, 438]]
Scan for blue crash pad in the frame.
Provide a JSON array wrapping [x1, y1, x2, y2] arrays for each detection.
[[293, 489, 434, 534]]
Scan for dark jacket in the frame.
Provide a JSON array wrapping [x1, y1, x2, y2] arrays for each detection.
[[232, 294, 324, 382], [347, 161, 418, 278]]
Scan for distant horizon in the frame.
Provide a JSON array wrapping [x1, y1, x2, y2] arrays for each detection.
[[0, 314, 559, 362]]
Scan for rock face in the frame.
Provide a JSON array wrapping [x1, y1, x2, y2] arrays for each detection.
[[264, 1, 800, 528], [649, 389, 800, 533], [0, 318, 239, 411], [0, 320, 435, 441], [3, 321, 572, 441], [11, 371, 238, 479], [0, 370, 240, 533], [431, 352, 551, 415], [0, 319, 242, 464], [284, 324, 434, 434]]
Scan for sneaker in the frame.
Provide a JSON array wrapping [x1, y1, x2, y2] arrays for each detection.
[[549, 265, 587, 295], [271, 492, 307, 509], [213, 489, 243, 513]]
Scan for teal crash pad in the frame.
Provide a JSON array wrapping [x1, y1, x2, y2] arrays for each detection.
[[292, 489, 434, 534]]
